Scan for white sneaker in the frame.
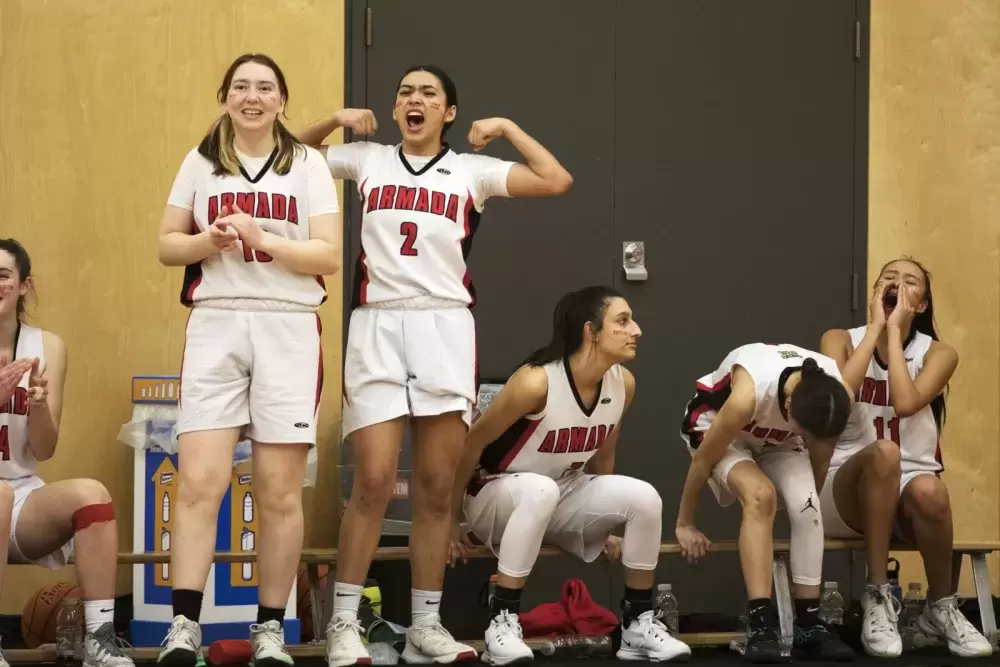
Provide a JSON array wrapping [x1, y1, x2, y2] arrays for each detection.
[[860, 584, 902, 658], [325, 616, 373, 667], [617, 610, 692, 662], [249, 620, 294, 667], [83, 623, 135, 667], [917, 595, 994, 658], [481, 611, 533, 666], [157, 616, 201, 667], [402, 619, 478, 664]]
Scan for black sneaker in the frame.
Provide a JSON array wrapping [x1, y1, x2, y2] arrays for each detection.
[[744, 603, 783, 663], [793, 619, 855, 661]]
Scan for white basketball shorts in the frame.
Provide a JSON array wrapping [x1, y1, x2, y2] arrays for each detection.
[[680, 412, 812, 511], [177, 307, 323, 445], [8, 475, 74, 570], [821, 460, 938, 539], [342, 306, 477, 438]]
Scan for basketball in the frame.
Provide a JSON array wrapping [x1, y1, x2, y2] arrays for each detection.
[[21, 581, 81, 649], [296, 564, 328, 641]]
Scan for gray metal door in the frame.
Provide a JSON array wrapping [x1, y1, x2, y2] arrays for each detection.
[[345, 0, 618, 637], [610, 0, 867, 616]]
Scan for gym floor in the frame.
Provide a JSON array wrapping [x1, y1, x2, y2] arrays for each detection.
[[119, 652, 1000, 667]]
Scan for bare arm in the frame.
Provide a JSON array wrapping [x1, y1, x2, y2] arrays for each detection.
[[258, 212, 342, 276], [807, 437, 837, 493], [497, 121, 573, 197], [585, 367, 636, 475], [820, 327, 880, 395], [887, 332, 957, 418], [450, 366, 549, 523], [27, 331, 67, 462], [157, 206, 218, 267], [294, 109, 377, 157], [676, 366, 756, 527], [295, 114, 346, 150]]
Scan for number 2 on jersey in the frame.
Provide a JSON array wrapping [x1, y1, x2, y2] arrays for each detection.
[[400, 221, 419, 256], [242, 242, 273, 263], [873, 416, 900, 445]]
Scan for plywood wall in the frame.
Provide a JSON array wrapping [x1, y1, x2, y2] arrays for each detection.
[[0, 0, 345, 614], [869, 0, 1000, 592]]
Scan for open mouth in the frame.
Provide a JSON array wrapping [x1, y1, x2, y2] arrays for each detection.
[[405, 110, 425, 131], [242, 109, 263, 119], [882, 289, 898, 313]]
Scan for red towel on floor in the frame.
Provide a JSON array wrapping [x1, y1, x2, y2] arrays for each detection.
[[519, 578, 619, 637]]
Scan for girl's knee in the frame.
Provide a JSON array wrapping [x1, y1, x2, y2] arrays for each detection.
[[508, 474, 560, 515], [903, 475, 950, 523], [624, 479, 663, 520], [737, 478, 777, 520]]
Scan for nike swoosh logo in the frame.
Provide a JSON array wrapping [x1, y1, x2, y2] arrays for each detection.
[[100, 608, 114, 613]]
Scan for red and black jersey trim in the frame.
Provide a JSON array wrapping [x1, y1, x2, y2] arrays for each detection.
[[680, 374, 733, 449]]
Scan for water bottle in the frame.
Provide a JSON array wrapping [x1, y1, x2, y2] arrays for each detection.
[[654, 584, 679, 634], [358, 603, 406, 654], [55, 597, 82, 661], [887, 558, 903, 609], [899, 582, 927, 650], [538, 635, 612, 659], [367, 642, 400, 665], [818, 581, 844, 625]]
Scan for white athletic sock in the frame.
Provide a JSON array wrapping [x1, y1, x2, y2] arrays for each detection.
[[411, 589, 442, 627], [84, 599, 115, 633], [332, 582, 363, 622]]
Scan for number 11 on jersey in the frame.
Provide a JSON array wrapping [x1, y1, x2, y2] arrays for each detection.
[[873, 416, 900, 445]]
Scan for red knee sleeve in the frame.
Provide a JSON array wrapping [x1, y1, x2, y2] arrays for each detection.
[[71, 502, 115, 532]]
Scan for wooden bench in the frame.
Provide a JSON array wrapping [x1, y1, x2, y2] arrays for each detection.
[[65, 538, 994, 659]]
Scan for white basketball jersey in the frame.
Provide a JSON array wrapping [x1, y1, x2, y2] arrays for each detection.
[[472, 361, 627, 485], [329, 143, 514, 310], [0, 324, 43, 479], [167, 145, 336, 309], [682, 343, 844, 453], [833, 326, 941, 473]]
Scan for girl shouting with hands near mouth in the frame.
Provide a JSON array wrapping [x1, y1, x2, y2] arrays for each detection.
[[819, 258, 992, 659], [157, 53, 342, 667], [295, 65, 572, 666]]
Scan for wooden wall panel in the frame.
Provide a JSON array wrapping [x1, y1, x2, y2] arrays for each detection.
[[0, 0, 344, 614], [869, 0, 1000, 592]]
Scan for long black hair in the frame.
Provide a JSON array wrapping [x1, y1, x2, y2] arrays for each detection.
[[522, 286, 624, 367], [880, 256, 947, 429], [789, 357, 852, 439], [0, 239, 32, 322], [396, 65, 458, 138]]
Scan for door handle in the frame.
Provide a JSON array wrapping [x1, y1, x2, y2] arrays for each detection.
[[623, 241, 648, 281]]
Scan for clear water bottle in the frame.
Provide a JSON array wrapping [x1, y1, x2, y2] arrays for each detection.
[[538, 635, 612, 659], [899, 582, 927, 650], [654, 583, 679, 634], [367, 642, 400, 665], [887, 558, 903, 609], [819, 581, 844, 625], [55, 597, 82, 661]]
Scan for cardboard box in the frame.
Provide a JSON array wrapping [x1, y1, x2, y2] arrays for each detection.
[[128, 376, 299, 646]]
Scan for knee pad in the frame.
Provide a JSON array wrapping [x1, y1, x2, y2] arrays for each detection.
[[627, 480, 663, 521], [71, 502, 115, 532]]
